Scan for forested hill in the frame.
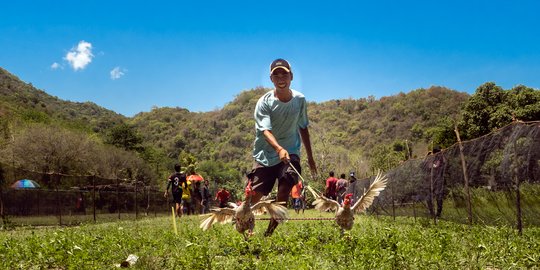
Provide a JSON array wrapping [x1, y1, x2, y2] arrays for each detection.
[[0, 67, 125, 133], [130, 86, 470, 174], [1, 66, 471, 181]]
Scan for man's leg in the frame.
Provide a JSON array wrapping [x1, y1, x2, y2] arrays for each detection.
[[264, 181, 294, 236], [175, 202, 181, 217], [264, 157, 299, 236]]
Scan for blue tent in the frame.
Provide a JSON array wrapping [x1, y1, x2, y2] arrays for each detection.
[[11, 179, 41, 189]]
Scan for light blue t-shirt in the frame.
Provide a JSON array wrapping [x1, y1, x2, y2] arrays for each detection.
[[252, 89, 309, 167]]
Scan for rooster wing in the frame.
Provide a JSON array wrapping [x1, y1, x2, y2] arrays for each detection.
[[306, 185, 340, 212], [199, 207, 237, 231], [351, 171, 388, 213]]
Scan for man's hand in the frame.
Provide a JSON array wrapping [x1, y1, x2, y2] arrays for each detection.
[[163, 192, 168, 198], [278, 147, 290, 163], [308, 157, 317, 176]]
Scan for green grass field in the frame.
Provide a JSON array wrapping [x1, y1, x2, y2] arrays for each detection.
[[1, 210, 539, 269]]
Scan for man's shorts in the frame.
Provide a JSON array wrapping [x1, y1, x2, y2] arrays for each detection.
[[249, 154, 301, 195], [172, 192, 182, 204], [293, 198, 303, 209]]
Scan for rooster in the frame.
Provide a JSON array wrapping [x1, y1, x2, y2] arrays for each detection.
[[200, 181, 289, 240], [307, 171, 388, 235]]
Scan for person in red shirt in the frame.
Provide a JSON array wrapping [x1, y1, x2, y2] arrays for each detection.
[[215, 187, 231, 208], [325, 171, 338, 200], [290, 180, 304, 214]]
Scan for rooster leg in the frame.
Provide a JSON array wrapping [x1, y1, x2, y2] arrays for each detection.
[[340, 228, 345, 237]]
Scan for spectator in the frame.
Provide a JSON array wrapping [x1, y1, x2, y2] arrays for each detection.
[[201, 180, 211, 214], [164, 164, 187, 217], [336, 173, 349, 205], [346, 171, 358, 204], [325, 171, 338, 200], [182, 180, 194, 215], [290, 180, 304, 214], [215, 187, 230, 208], [192, 181, 203, 214], [426, 146, 447, 218]]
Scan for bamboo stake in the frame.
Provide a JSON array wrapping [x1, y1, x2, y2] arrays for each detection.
[[513, 141, 523, 235], [171, 206, 178, 235]]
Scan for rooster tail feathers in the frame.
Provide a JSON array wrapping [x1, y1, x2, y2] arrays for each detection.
[[251, 200, 289, 223], [265, 203, 289, 223]]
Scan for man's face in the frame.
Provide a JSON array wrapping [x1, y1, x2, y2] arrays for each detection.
[[270, 68, 292, 90]]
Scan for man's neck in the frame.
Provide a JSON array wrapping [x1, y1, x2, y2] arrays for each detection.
[[274, 88, 292, 102]]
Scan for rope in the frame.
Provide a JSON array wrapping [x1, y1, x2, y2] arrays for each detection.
[[289, 162, 308, 185], [256, 217, 335, 221]]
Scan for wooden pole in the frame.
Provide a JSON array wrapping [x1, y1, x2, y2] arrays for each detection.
[[55, 173, 62, 226], [134, 179, 138, 220], [117, 177, 120, 220], [0, 165, 5, 222], [454, 126, 472, 225], [430, 158, 436, 224], [515, 174, 522, 235], [412, 201, 417, 222], [513, 142, 523, 235], [92, 175, 96, 223]]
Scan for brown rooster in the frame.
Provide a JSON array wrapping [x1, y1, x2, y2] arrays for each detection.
[[307, 171, 388, 235], [199, 181, 289, 240]]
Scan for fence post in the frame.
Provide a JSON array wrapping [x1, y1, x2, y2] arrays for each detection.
[[55, 173, 62, 226], [391, 183, 396, 221], [117, 177, 120, 220], [92, 175, 96, 223], [0, 165, 4, 223], [515, 174, 522, 235], [454, 126, 473, 225], [513, 141, 523, 235], [134, 179, 138, 220], [430, 159, 436, 225]]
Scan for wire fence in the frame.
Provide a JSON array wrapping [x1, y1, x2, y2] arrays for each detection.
[[0, 170, 219, 226], [355, 121, 540, 232]]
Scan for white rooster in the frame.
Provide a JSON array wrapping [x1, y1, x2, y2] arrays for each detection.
[[307, 171, 388, 235], [200, 181, 289, 240]]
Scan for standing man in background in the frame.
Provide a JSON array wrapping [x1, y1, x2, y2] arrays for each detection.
[[201, 180, 211, 213], [336, 173, 349, 205], [247, 58, 317, 237], [215, 187, 230, 208], [325, 171, 338, 200], [164, 164, 187, 217]]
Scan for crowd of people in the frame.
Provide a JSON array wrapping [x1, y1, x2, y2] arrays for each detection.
[[164, 164, 229, 216]]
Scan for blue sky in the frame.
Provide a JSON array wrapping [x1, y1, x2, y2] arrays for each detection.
[[1, 1, 539, 117]]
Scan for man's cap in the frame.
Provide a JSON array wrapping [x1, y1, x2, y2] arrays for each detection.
[[349, 171, 355, 177], [270, 58, 292, 74]]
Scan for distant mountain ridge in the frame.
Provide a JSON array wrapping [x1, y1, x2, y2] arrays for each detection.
[[0, 67, 125, 133]]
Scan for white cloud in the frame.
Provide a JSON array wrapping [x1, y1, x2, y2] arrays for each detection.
[[64, 40, 93, 71], [50, 62, 61, 70], [110, 66, 126, 80]]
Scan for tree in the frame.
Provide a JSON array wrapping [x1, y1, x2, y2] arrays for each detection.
[[105, 123, 144, 152], [458, 83, 540, 140]]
